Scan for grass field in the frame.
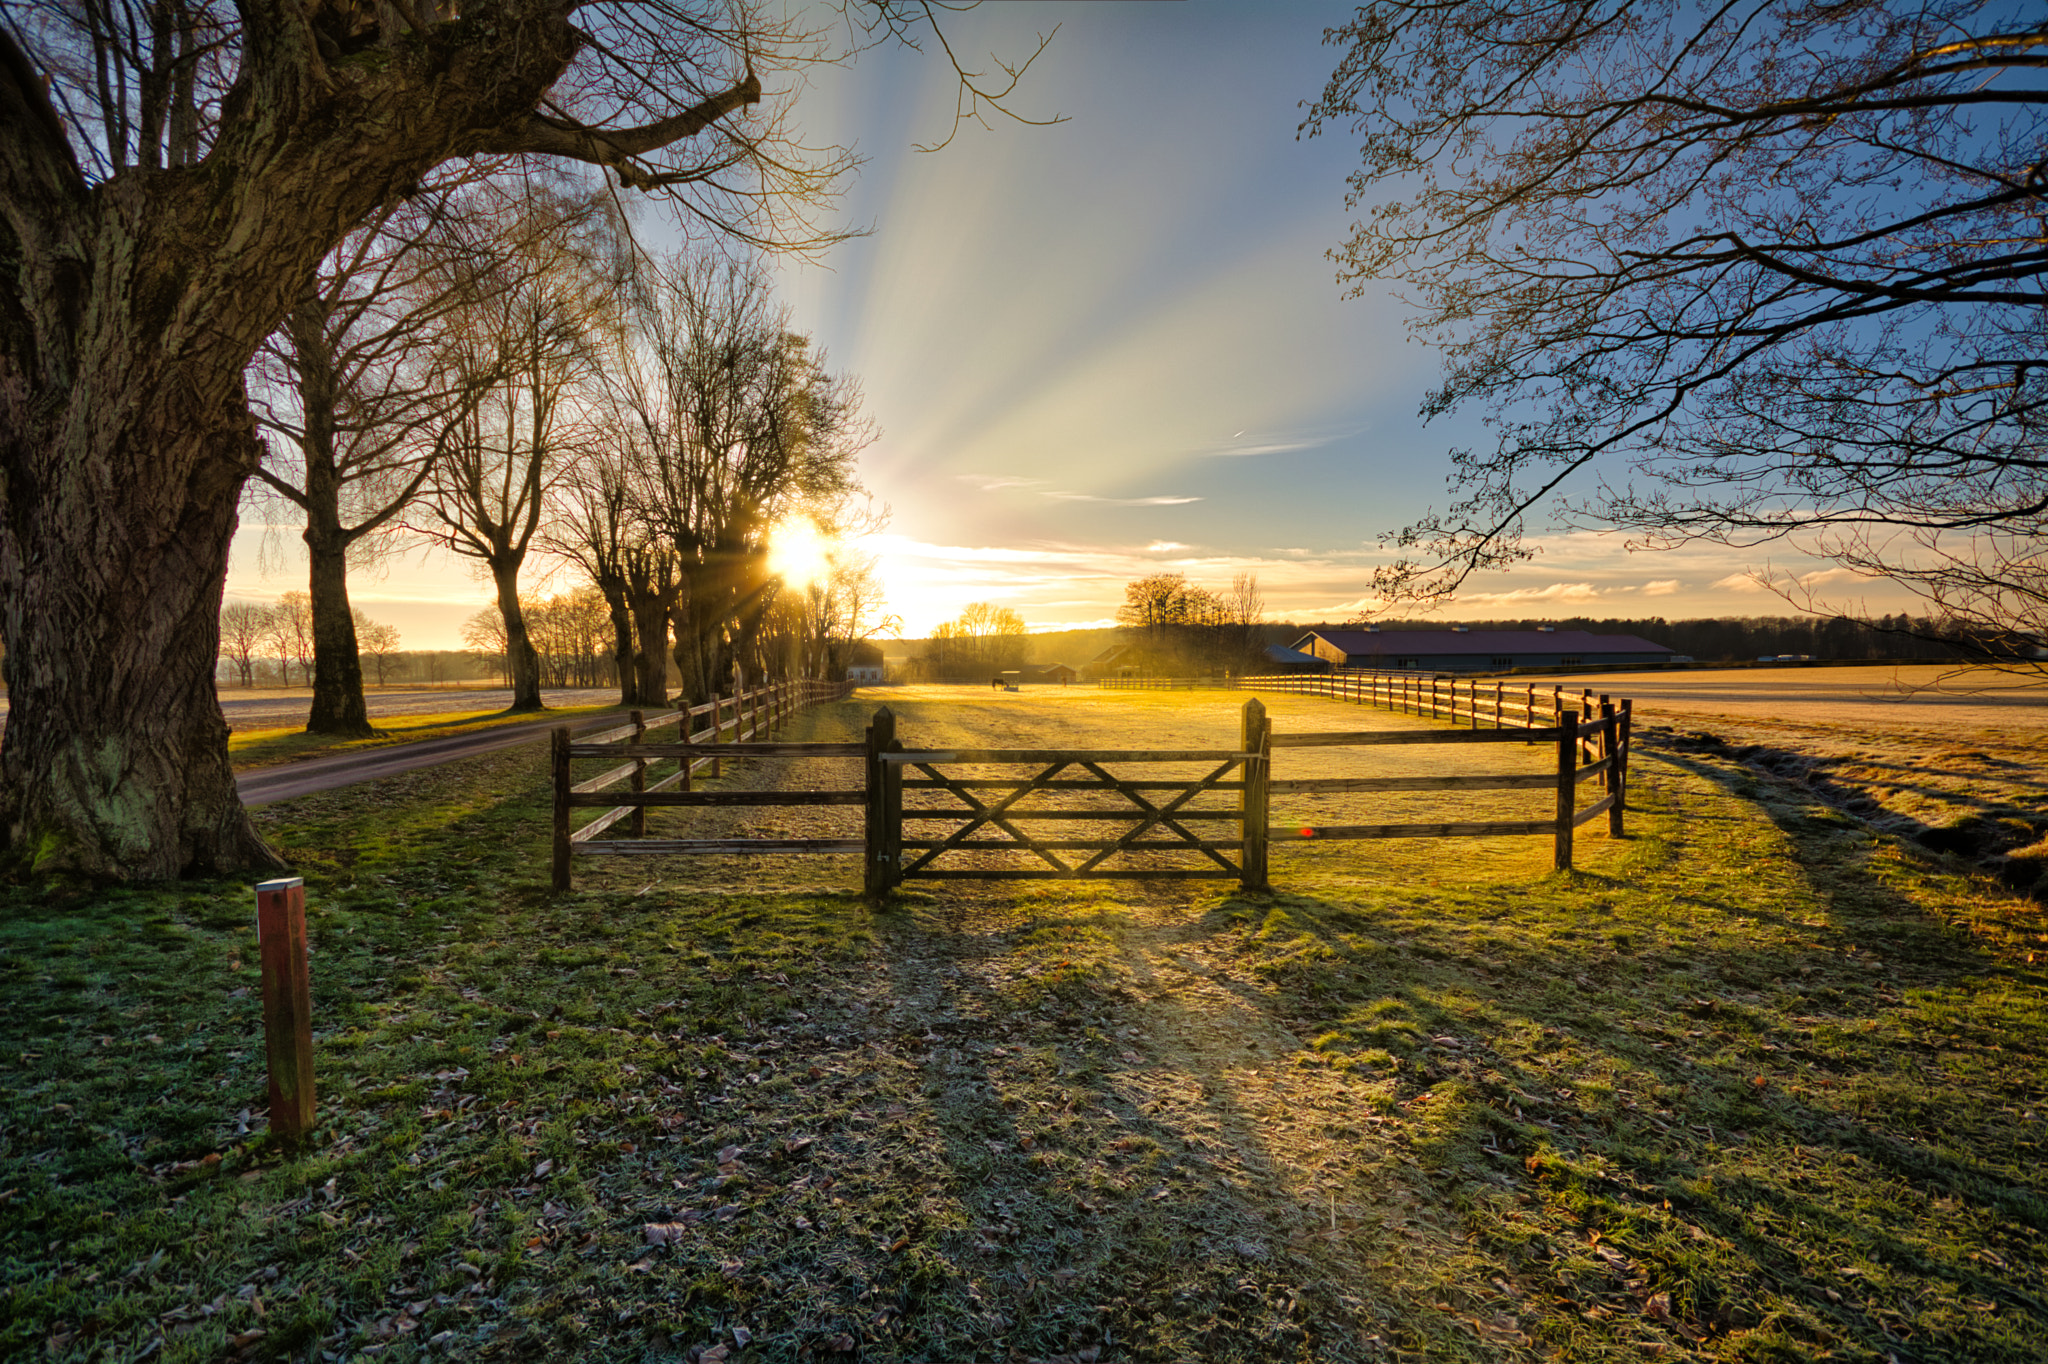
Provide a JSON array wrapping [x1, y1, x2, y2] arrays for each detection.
[[4, 684, 2046, 1362]]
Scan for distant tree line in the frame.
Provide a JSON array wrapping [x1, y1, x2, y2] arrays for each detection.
[[907, 603, 1030, 682], [1114, 573, 1265, 677]]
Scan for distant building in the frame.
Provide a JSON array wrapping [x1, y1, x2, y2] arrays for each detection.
[[1017, 662, 1079, 685], [846, 640, 885, 684], [1077, 645, 1134, 681], [1260, 643, 1326, 674], [1293, 627, 1675, 673]]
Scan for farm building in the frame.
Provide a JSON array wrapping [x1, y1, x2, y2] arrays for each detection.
[[1260, 643, 1325, 674], [1292, 627, 1676, 673], [1077, 645, 1135, 681]]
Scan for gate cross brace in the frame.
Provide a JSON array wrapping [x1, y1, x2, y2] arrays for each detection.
[[900, 760, 1076, 875], [1072, 757, 1245, 875]]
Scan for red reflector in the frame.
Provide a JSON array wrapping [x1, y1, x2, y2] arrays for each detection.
[[1300, 827, 1316, 839]]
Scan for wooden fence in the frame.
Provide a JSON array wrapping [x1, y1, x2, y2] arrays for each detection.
[[1233, 669, 1627, 735], [550, 677, 856, 891], [551, 686, 1629, 892]]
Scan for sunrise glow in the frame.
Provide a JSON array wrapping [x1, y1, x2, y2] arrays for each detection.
[[768, 517, 834, 591]]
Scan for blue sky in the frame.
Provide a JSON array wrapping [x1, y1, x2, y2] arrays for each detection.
[[227, 0, 1911, 646]]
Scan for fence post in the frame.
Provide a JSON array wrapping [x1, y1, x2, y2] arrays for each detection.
[[1554, 709, 1578, 871], [864, 707, 896, 897], [255, 877, 316, 1147], [628, 709, 647, 837], [551, 727, 572, 892], [1240, 697, 1270, 892], [1607, 699, 1627, 838], [710, 692, 724, 778]]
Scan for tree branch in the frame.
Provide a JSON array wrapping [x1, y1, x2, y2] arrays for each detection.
[[480, 72, 762, 188]]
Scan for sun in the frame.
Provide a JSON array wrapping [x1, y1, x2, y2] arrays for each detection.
[[768, 517, 833, 590]]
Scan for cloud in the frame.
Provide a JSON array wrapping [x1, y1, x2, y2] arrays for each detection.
[[1041, 491, 1203, 506], [1146, 541, 1191, 552], [1453, 581, 1609, 605], [1204, 438, 1325, 458], [1710, 572, 1768, 593], [956, 474, 1043, 492], [1642, 579, 1683, 596]]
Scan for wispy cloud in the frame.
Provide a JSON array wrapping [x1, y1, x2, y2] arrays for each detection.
[[956, 474, 1043, 492], [1204, 438, 1324, 458], [1642, 579, 1682, 596], [1146, 541, 1191, 553], [1042, 492, 1203, 506], [1454, 581, 1610, 605]]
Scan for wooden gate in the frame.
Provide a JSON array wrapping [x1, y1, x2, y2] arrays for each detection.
[[862, 706, 1267, 891]]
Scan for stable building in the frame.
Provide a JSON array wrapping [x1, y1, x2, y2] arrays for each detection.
[[1292, 627, 1675, 673]]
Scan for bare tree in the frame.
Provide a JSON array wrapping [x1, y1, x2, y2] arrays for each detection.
[[250, 175, 501, 735], [1304, 0, 2047, 668], [461, 608, 510, 687], [623, 253, 871, 702], [353, 611, 403, 687], [419, 193, 608, 712], [218, 600, 272, 688], [265, 591, 315, 687], [2, 0, 1050, 876]]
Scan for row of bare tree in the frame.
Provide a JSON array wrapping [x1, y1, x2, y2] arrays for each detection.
[[245, 173, 889, 738], [218, 595, 400, 689]]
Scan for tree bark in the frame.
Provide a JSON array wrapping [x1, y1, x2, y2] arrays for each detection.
[[0, 387, 285, 877], [491, 557, 544, 712], [304, 521, 372, 736], [603, 590, 639, 705]]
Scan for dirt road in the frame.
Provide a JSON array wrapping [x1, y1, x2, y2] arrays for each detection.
[[0, 686, 618, 738]]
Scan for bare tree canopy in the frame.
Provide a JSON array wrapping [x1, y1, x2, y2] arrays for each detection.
[[1305, 0, 2048, 660], [0, 0, 1046, 877]]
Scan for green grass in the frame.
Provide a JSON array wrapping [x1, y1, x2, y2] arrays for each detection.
[[4, 694, 2046, 1361]]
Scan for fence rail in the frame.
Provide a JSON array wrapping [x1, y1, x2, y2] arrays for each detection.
[[548, 675, 1632, 891], [550, 677, 855, 890]]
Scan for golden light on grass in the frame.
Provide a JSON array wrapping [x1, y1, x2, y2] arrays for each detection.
[[768, 516, 833, 590]]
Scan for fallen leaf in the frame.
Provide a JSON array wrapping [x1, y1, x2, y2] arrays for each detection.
[[1645, 1292, 1672, 1321], [625, 1257, 654, 1273], [534, 1159, 554, 1178], [732, 1326, 753, 1346], [700, 1346, 730, 1363], [784, 1136, 814, 1156], [828, 1333, 856, 1352], [644, 1222, 691, 1246], [717, 1144, 742, 1164]]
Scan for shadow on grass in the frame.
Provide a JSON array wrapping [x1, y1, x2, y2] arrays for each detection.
[[1193, 744, 2048, 1359]]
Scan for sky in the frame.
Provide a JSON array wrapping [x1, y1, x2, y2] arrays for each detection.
[[225, 1, 1920, 648]]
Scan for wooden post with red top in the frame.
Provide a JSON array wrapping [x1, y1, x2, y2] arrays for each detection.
[[255, 877, 316, 1147]]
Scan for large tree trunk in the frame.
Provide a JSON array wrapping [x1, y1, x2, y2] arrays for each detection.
[[630, 592, 670, 711], [490, 558, 544, 712], [0, 390, 285, 877], [289, 294, 374, 737], [603, 589, 638, 706], [303, 512, 373, 739]]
